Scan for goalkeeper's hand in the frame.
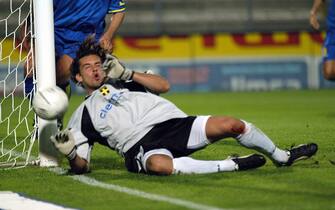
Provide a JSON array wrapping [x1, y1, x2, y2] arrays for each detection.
[[102, 54, 134, 81], [50, 129, 76, 160]]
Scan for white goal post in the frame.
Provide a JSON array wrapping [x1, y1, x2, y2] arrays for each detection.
[[0, 0, 59, 168]]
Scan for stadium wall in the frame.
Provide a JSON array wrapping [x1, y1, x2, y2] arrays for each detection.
[[1, 31, 335, 94], [113, 31, 335, 92]]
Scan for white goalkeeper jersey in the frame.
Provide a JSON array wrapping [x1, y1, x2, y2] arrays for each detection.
[[67, 83, 187, 159]]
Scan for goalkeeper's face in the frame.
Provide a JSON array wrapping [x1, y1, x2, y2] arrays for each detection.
[[76, 54, 106, 94]]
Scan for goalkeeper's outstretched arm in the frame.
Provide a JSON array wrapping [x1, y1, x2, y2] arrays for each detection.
[[103, 54, 170, 94], [51, 129, 89, 174], [132, 71, 170, 94]]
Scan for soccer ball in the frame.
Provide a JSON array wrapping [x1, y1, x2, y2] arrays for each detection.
[[32, 86, 69, 120]]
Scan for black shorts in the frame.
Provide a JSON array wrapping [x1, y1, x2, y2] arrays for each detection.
[[124, 116, 204, 173]]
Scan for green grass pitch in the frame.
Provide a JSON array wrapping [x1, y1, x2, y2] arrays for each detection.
[[1, 89, 335, 210]]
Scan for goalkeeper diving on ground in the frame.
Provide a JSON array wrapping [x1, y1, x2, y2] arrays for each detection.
[[50, 36, 318, 175]]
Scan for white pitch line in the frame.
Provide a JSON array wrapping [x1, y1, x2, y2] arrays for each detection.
[[49, 167, 228, 210], [3, 150, 228, 210]]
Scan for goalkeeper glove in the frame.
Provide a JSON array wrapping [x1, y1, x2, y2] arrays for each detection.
[[103, 54, 134, 81], [50, 128, 76, 160]]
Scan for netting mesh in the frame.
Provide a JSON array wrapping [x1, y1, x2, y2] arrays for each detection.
[[0, 0, 38, 168]]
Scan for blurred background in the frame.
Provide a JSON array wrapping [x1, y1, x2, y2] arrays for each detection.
[[0, 0, 334, 94], [119, 0, 325, 35]]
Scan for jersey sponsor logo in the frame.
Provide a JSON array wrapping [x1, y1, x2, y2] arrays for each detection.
[[109, 92, 123, 105], [99, 92, 123, 118], [100, 102, 113, 119]]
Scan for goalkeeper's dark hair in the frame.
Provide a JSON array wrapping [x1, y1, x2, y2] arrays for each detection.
[[71, 34, 107, 85]]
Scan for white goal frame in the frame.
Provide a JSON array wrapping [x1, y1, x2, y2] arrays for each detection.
[[33, 0, 59, 167], [0, 0, 59, 168]]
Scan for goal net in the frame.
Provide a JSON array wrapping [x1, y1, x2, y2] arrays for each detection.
[[0, 0, 58, 168]]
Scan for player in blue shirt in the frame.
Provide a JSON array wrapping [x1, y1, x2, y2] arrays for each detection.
[[310, 0, 335, 81], [24, 0, 125, 95]]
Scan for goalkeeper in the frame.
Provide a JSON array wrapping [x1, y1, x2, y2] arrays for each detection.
[[51, 37, 318, 175]]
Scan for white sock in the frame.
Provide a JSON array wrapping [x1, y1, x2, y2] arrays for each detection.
[[236, 121, 276, 154], [236, 121, 289, 163], [271, 147, 289, 163], [172, 157, 237, 174]]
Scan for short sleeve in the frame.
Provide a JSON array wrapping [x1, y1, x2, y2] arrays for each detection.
[[108, 0, 126, 14]]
